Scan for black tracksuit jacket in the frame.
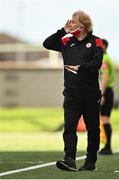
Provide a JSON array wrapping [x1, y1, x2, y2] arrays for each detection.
[[43, 28, 103, 94]]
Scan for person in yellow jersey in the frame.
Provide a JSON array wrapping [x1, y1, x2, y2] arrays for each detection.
[[99, 39, 115, 155]]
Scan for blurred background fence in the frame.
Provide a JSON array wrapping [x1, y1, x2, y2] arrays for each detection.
[[0, 62, 119, 108], [0, 38, 119, 108]]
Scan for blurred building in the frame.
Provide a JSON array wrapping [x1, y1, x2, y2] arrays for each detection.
[[0, 33, 49, 62], [0, 33, 118, 107]]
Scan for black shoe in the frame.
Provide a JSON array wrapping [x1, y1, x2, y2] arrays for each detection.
[[79, 160, 96, 171], [98, 148, 113, 155], [56, 157, 77, 171]]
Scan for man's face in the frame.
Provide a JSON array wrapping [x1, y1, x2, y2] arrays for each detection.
[[69, 13, 83, 31]]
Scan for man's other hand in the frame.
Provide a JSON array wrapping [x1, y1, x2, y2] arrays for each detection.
[[64, 65, 80, 72], [64, 20, 72, 33]]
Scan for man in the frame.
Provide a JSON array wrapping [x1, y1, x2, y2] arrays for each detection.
[[99, 39, 115, 155], [43, 10, 103, 171]]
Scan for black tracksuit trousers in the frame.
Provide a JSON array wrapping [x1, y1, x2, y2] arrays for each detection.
[[63, 90, 101, 163]]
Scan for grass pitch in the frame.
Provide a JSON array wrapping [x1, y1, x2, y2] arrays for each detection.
[[0, 131, 119, 179], [0, 108, 119, 132], [0, 151, 119, 179], [0, 108, 119, 179]]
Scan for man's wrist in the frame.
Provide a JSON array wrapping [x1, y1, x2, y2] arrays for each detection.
[[77, 65, 80, 72], [77, 65, 80, 68]]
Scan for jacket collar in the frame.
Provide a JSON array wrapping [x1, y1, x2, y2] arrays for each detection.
[[74, 31, 92, 42]]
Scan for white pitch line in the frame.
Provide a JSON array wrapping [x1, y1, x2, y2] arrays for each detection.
[[0, 150, 119, 177], [114, 170, 119, 173], [0, 155, 86, 177], [76, 155, 86, 161]]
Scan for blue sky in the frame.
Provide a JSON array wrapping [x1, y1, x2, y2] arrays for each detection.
[[0, 0, 119, 63]]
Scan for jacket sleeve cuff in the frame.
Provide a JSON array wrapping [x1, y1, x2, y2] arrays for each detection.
[[57, 28, 67, 37], [78, 64, 86, 71]]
